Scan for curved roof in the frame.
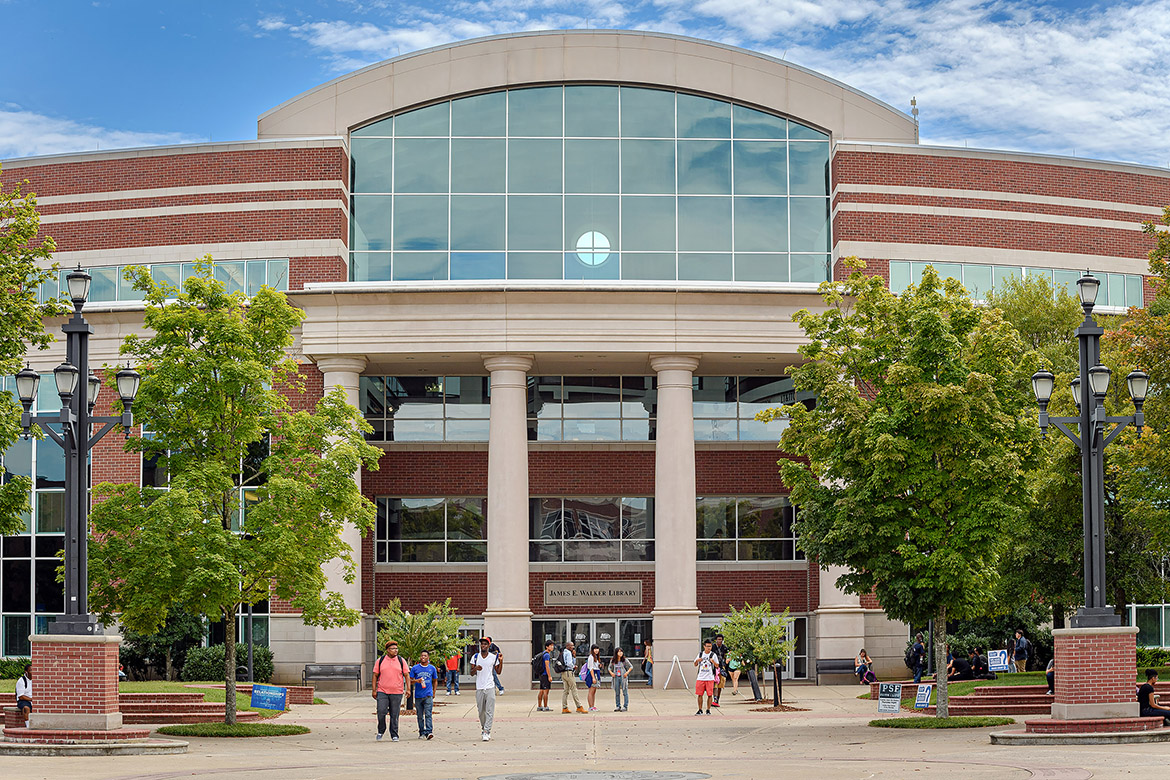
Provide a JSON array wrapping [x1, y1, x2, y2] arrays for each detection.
[[258, 29, 917, 144]]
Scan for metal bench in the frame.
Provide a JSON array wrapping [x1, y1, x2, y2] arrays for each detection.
[[815, 658, 858, 685], [302, 663, 363, 690]]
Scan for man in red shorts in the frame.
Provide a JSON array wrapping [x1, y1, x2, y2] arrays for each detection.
[[693, 639, 720, 715]]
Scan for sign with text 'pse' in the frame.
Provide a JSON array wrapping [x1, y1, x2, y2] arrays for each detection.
[[877, 683, 902, 714], [250, 684, 287, 711], [543, 580, 642, 606]]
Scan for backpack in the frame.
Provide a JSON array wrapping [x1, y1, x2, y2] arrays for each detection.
[[904, 646, 916, 670], [532, 651, 548, 677], [376, 654, 408, 682], [552, 649, 567, 674]]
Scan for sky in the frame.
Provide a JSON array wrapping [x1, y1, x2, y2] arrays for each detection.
[[2, 0, 1169, 167]]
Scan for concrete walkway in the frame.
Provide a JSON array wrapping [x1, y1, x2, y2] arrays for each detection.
[[2, 683, 1167, 779]]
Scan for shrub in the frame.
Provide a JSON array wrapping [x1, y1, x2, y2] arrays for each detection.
[[1136, 647, 1170, 668], [156, 723, 308, 738], [0, 657, 30, 678], [181, 643, 274, 683]]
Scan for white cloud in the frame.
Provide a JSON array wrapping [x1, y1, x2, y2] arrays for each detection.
[[0, 106, 204, 160], [255, 0, 1170, 166]]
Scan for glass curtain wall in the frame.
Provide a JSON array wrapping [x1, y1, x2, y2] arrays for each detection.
[[350, 85, 831, 283]]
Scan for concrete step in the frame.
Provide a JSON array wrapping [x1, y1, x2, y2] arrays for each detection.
[[921, 703, 1052, 716], [119, 703, 228, 715], [1026, 716, 1165, 734]]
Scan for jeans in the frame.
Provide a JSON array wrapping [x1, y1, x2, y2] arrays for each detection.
[[415, 695, 433, 735], [493, 669, 504, 692], [376, 691, 402, 738], [561, 671, 583, 709], [645, 662, 653, 686], [446, 672, 459, 694], [913, 662, 924, 684], [613, 675, 629, 709], [476, 688, 496, 733]]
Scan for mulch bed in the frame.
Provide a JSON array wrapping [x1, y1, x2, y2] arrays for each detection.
[[749, 702, 809, 713]]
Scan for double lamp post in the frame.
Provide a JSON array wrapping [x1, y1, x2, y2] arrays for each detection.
[[1030, 272, 1148, 628], [13, 266, 140, 636]]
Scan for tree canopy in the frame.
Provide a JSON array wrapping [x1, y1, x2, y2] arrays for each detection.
[[765, 260, 1039, 715], [87, 258, 382, 723], [0, 168, 67, 535]]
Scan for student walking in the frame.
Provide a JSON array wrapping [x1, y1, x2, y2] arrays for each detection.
[[372, 639, 409, 741], [584, 645, 603, 712], [445, 651, 462, 695], [611, 648, 633, 711], [471, 636, 502, 741], [694, 639, 720, 715], [489, 639, 505, 695], [536, 640, 555, 711], [560, 641, 586, 714], [410, 650, 439, 740], [644, 639, 654, 687], [711, 634, 728, 706]]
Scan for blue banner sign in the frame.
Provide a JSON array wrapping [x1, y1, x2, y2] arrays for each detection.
[[987, 649, 1011, 672], [250, 683, 288, 711], [914, 684, 932, 709]]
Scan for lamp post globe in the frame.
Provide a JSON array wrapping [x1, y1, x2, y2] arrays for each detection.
[[65, 265, 91, 308], [53, 361, 79, 401], [1076, 272, 1100, 312], [1088, 364, 1111, 397], [1126, 370, 1149, 404], [15, 364, 40, 408], [1031, 369, 1055, 404], [115, 364, 141, 408]]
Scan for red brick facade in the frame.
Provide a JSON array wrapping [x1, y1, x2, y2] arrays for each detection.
[[30, 638, 120, 718], [1053, 629, 1138, 709]]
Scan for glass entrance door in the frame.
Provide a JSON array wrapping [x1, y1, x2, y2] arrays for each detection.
[[532, 618, 652, 682]]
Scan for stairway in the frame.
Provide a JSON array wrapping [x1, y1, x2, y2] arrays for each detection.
[[118, 692, 261, 724]]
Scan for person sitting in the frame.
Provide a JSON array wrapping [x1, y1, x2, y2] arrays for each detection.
[[14, 664, 32, 725], [1045, 658, 1055, 695], [947, 652, 974, 682], [1138, 668, 1170, 726], [969, 647, 996, 680], [855, 649, 876, 684]]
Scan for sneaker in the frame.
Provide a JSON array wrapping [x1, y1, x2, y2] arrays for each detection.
[[454, 691, 460, 696], [427, 734, 433, 740], [376, 733, 383, 741], [614, 707, 622, 712], [563, 708, 571, 714], [732, 690, 739, 696], [498, 689, 505, 696], [589, 707, 598, 712], [622, 707, 628, 712], [482, 732, 491, 741], [391, 736, 399, 742], [705, 710, 711, 715], [695, 709, 703, 716], [712, 701, 720, 707]]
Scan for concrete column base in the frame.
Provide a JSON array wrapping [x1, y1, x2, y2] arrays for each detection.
[[1052, 625, 1139, 721], [650, 608, 701, 689], [28, 712, 124, 730], [482, 610, 533, 691]]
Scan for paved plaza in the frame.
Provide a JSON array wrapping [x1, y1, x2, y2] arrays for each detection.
[[2, 684, 1169, 779]]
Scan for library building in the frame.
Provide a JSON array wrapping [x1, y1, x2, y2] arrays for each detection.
[[1, 30, 1165, 688]]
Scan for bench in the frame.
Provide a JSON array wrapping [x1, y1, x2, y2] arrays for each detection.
[[302, 663, 363, 690], [815, 658, 858, 685]]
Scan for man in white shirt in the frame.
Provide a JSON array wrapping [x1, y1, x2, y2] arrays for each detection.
[[560, 640, 586, 714], [15, 664, 32, 724], [693, 639, 720, 715], [470, 636, 503, 741]]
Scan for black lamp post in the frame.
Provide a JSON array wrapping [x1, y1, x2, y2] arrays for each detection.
[[1030, 272, 1147, 628], [14, 265, 140, 635]]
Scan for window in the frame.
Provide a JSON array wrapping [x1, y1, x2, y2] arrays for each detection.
[[349, 85, 832, 284], [696, 496, 802, 561], [693, 376, 815, 441], [37, 260, 289, 304], [888, 261, 1147, 308], [361, 376, 491, 442], [375, 497, 487, 563], [529, 497, 654, 562], [528, 376, 656, 441]]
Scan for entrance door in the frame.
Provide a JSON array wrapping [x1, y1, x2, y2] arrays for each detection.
[[532, 618, 652, 682], [570, 621, 592, 668], [457, 621, 484, 681]]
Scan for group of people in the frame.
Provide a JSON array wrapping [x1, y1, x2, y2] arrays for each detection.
[[902, 629, 1034, 683], [533, 639, 645, 713]]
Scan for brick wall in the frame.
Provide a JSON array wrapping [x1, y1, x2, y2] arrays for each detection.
[[698, 569, 810, 613], [1053, 630, 1137, 707], [372, 571, 487, 614], [30, 639, 120, 716]]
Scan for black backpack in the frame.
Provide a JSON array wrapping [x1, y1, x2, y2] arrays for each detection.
[[904, 646, 916, 670], [532, 651, 548, 677], [552, 648, 567, 674]]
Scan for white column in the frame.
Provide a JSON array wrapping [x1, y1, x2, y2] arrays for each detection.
[[815, 564, 867, 678], [482, 354, 534, 691], [650, 354, 701, 687], [312, 356, 368, 672]]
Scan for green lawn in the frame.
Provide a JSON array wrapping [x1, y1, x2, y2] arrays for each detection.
[[859, 667, 1170, 703], [870, 716, 1015, 729], [119, 680, 284, 718], [156, 723, 309, 738]]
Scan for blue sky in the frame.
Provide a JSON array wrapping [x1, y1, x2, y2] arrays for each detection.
[[2, 0, 1169, 167]]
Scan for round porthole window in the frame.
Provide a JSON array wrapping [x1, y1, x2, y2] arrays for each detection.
[[575, 231, 611, 266]]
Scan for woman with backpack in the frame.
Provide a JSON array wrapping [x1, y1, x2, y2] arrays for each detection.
[[855, 648, 876, 684], [584, 644, 603, 712], [611, 647, 633, 711]]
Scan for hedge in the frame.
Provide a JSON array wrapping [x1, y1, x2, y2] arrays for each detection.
[[181, 644, 274, 683], [0, 657, 31, 678], [1136, 647, 1170, 668]]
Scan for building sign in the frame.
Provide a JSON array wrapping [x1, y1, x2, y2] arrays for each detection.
[[877, 683, 902, 714], [543, 580, 642, 606]]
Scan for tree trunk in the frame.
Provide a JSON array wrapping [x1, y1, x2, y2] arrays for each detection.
[[933, 605, 948, 718], [224, 607, 238, 726], [1052, 603, 1065, 630], [165, 648, 174, 682]]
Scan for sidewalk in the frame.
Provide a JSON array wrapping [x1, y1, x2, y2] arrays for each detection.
[[2, 684, 1167, 779]]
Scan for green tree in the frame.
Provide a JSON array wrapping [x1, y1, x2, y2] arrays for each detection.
[[0, 168, 68, 535], [764, 260, 1038, 716], [716, 602, 796, 700], [87, 258, 382, 724], [376, 599, 466, 710], [121, 610, 205, 681]]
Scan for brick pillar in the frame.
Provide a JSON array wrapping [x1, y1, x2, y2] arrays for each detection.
[[1051, 625, 1139, 720], [29, 634, 123, 730]]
